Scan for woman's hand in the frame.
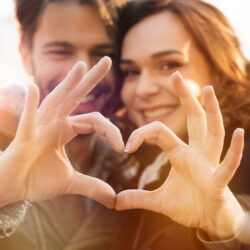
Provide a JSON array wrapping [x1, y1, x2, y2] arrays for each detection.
[[0, 57, 124, 209], [116, 72, 246, 239]]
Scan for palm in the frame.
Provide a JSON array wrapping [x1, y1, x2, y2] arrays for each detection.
[[116, 72, 245, 237], [155, 151, 220, 228], [0, 57, 124, 209], [19, 119, 81, 201]]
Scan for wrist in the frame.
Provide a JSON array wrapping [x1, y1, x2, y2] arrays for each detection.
[[207, 210, 247, 241], [203, 189, 246, 240], [0, 183, 22, 209]]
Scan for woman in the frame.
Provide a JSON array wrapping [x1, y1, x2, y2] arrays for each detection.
[[109, 0, 250, 248]]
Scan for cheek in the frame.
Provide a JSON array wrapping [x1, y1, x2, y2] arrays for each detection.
[[33, 61, 71, 100]]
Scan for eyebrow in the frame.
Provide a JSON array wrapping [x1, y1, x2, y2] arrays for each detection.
[[43, 42, 74, 49], [152, 50, 183, 59], [120, 50, 183, 65], [43, 42, 114, 50], [92, 43, 114, 50]]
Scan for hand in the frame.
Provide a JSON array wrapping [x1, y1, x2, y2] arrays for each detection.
[[116, 72, 246, 239], [0, 57, 124, 209]]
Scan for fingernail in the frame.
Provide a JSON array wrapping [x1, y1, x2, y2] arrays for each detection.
[[119, 137, 125, 148], [203, 85, 214, 92], [171, 71, 182, 80], [124, 141, 132, 153], [237, 128, 245, 136], [98, 56, 106, 65]]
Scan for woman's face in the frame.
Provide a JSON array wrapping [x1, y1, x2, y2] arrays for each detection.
[[120, 11, 213, 138]]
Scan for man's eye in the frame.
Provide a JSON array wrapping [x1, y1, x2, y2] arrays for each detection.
[[121, 69, 139, 79], [49, 50, 72, 56]]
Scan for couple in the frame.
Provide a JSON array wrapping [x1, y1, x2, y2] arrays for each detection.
[[0, 0, 250, 249]]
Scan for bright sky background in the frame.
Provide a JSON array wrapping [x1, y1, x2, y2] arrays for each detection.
[[0, 0, 250, 86]]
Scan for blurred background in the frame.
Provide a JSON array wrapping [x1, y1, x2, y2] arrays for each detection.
[[0, 0, 250, 87]]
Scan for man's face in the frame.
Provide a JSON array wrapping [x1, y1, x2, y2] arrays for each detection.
[[23, 2, 114, 115]]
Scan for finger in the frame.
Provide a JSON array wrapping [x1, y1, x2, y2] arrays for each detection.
[[171, 72, 206, 146], [58, 56, 112, 117], [214, 128, 244, 188], [67, 172, 116, 209], [38, 61, 86, 121], [125, 121, 186, 155], [15, 84, 40, 142], [203, 86, 225, 165], [69, 112, 124, 153], [116, 189, 156, 211]]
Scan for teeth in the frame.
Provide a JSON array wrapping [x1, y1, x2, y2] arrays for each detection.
[[80, 95, 95, 104], [143, 107, 173, 118]]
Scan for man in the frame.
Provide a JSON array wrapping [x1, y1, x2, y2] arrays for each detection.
[[15, 0, 116, 167], [0, 0, 125, 249]]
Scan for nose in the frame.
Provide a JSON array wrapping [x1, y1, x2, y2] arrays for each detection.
[[136, 70, 160, 98]]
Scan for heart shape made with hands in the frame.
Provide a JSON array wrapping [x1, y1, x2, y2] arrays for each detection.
[[0, 60, 245, 239]]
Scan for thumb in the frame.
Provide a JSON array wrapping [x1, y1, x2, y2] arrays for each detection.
[[116, 189, 155, 211], [67, 172, 116, 209]]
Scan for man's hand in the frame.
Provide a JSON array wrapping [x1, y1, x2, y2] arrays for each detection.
[[0, 57, 124, 209]]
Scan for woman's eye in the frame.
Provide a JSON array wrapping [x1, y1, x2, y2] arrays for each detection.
[[159, 62, 182, 71]]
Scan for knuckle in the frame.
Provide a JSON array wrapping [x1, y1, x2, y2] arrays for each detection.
[[152, 121, 165, 135], [152, 121, 165, 130]]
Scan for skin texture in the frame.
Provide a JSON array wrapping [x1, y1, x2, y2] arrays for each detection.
[[117, 11, 247, 240], [0, 57, 124, 209], [120, 11, 213, 138]]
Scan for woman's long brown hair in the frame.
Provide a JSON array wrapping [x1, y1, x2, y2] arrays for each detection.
[[113, 0, 250, 136]]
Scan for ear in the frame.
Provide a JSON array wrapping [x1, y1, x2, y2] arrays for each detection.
[[19, 43, 33, 76]]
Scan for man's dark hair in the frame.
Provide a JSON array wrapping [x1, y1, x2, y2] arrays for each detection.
[[15, 0, 116, 48]]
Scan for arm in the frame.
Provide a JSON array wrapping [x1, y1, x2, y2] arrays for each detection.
[[0, 150, 30, 238]]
